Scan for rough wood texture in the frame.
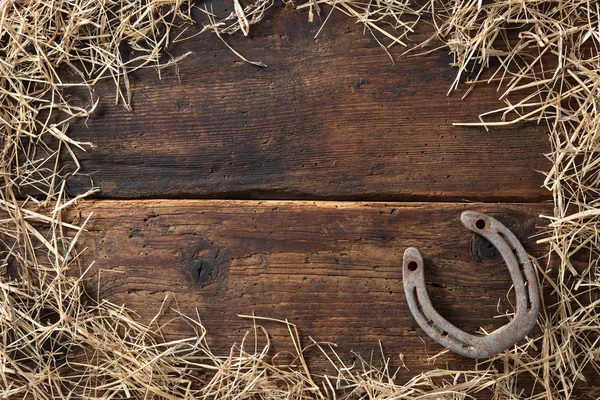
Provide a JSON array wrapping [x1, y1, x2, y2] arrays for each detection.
[[65, 4, 550, 201], [56, 3, 599, 397], [73, 200, 596, 394]]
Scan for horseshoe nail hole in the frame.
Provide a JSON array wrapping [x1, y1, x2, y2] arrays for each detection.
[[475, 219, 486, 230], [441, 331, 448, 338], [407, 261, 418, 271]]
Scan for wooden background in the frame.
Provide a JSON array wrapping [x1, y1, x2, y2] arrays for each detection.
[[64, 3, 596, 397]]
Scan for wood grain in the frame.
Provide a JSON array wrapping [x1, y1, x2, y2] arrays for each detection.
[[71, 199, 598, 394], [53, 3, 599, 396], [64, 4, 550, 201]]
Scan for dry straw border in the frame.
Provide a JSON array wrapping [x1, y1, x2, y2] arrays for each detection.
[[0, 0, 598, 399]]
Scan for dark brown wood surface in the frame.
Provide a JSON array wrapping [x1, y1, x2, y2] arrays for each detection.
[[59, 3, 599, 397], [75, 200, 579, 389], [65, 4, 550, 202]]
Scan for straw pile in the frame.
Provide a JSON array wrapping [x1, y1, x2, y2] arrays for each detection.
[[0, 0, 598, 399]]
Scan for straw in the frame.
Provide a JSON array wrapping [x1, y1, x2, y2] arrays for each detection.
[[2, 1, 599, 399]]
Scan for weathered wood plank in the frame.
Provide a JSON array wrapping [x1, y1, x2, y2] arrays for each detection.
[[73, 200, 590, 391], [65, 4, 550, 201]]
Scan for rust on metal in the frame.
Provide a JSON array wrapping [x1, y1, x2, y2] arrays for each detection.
[[402, 211, 540, 359]]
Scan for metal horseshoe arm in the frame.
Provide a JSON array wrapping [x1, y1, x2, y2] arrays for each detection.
[[402, 211, 540, 359]]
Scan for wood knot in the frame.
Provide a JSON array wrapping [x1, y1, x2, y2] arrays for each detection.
[[186, 259, 214, 284], [469, 235, 501, 264], [181, 242, 231, 289]]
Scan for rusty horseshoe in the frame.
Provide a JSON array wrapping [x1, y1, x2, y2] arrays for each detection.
[[402, 211, 540, 358]]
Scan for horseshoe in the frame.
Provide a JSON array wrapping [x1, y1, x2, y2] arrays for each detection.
[[402, 211, 540, 358]]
